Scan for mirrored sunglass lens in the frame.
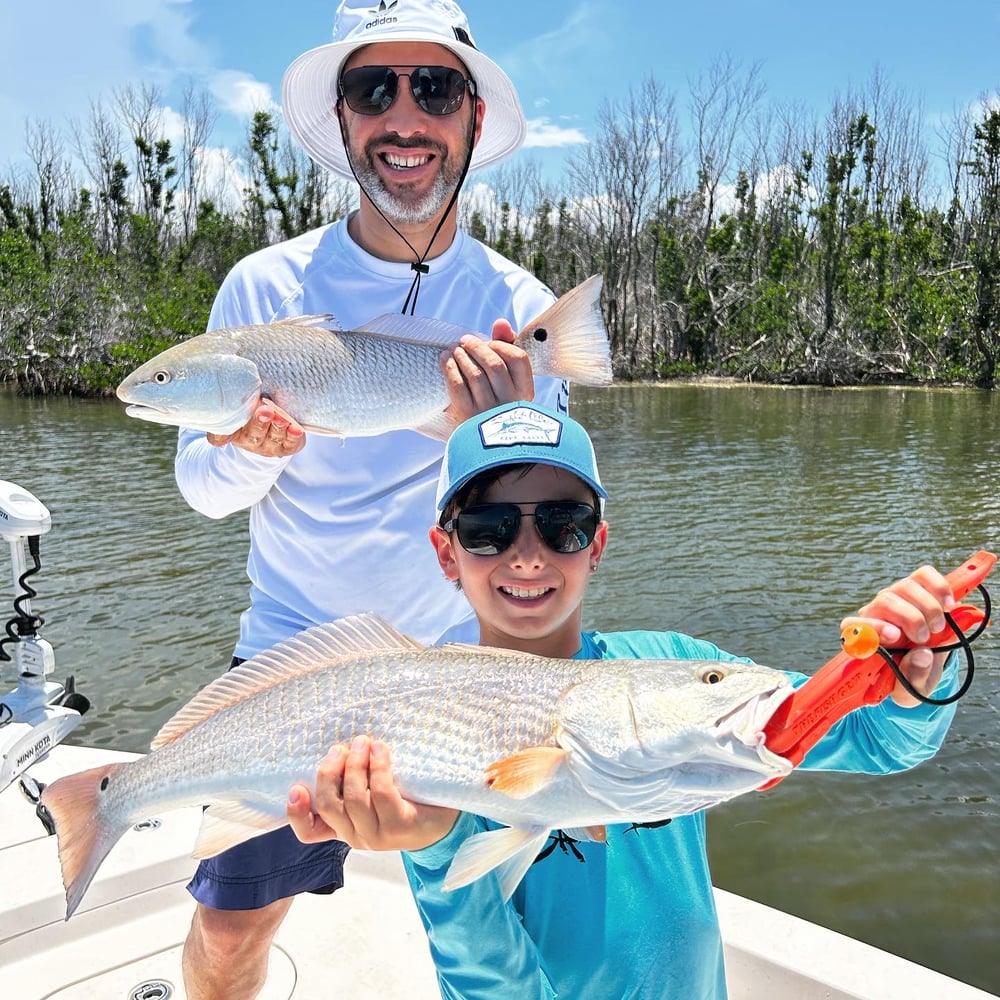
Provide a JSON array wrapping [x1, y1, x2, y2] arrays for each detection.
[[411, 66, 466, 114], [535, 503, 598, 553], [457, 505, 520, 555], [341, 66, 466, 116], [341, 67, 398, 114]]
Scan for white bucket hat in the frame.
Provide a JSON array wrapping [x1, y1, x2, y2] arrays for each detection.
[[282, 0, 527, 179]]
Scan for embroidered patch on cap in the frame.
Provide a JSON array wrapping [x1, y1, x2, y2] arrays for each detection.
[[478, 406, 562, 448]]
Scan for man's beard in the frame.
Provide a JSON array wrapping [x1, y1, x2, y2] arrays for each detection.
[[349, 127, 473, 225]]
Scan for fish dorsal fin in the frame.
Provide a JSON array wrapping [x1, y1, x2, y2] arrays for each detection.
[[273, 313, 339, 330], [438, 642, 508, 656], [151, 613, 422, 750], [353, 313, 475, 349], [440, 642, 539, 660]]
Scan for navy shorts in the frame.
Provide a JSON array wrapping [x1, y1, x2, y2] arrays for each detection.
[[187, 824, 350, 910], [185, 655, 351, 910]]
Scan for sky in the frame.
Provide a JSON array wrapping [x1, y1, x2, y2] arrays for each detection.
[[2, 0, 999, 197]]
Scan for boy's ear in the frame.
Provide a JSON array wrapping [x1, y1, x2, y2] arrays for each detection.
[[589, 520, 608, 571], [429, 524, 461, 581]]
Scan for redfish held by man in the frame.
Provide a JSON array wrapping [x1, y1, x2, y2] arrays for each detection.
[[40, 613, 794, 919], [115, 275, 612, 440]]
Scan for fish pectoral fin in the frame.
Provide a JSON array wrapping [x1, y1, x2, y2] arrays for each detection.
[[485, 746, 569, 799], [562, 825, 607, 844], [192, 804, 287, 859], [443, 826, 551, 901]]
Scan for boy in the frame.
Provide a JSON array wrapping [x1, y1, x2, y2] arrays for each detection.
[[287, 401, 959, 998]]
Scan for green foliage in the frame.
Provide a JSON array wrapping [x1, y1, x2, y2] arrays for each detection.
[[2, 86, 999, 391]]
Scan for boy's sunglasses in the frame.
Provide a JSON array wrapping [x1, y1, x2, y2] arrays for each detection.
[[338, 65, 476, 117], [443, 501, 599, 556]]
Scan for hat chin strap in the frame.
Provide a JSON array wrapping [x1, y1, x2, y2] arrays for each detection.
[[336, 100, 478, 316]]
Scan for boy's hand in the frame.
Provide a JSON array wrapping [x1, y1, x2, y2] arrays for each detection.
[[287, 736, 459, 851], [440, 320, 535, 424], [841, 565, 957, 707]]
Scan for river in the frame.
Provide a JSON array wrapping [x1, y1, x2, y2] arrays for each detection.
[[1, 383, 997, 994]]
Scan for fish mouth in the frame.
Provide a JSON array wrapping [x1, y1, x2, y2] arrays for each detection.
[[122, 401, 251, 436], [124, 402, 179, 423], [711, 685, 797, 771], [715, 685, 795, 746]]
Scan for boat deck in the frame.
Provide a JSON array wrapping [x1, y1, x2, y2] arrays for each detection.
[[1, 745, 994, 1000]]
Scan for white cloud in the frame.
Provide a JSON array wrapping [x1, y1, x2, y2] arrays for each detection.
[[194, 144, 249, 212], [714, 163, 818, 217], [0, 0, 208, 164], [208, 71, 278, 118], [523, 117, 588, 149]]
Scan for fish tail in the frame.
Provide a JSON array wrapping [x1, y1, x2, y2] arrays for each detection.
[[519, 275, 613, 386], [40, 762, 132, 919]]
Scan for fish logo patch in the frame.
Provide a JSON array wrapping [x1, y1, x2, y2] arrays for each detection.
[[479, 407, 562, 449]]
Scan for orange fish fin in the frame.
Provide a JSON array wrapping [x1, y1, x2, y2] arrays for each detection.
[[485, 746, 568, 799], [563, 825, 607, 844], [152, 613, 423, 749], [298, 423, 346, 438], [40, 762, 132, 919]]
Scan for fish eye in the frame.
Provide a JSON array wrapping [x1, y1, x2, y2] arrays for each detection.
[[152, 370, 171, 384], [701, 668, 725, 685], [100, 776, 110, 790]]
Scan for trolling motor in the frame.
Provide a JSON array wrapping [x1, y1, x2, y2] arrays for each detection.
[[0, 479, 90, 794]]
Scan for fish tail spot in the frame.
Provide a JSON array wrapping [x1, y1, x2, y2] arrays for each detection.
[[519, 276, 612, 386]]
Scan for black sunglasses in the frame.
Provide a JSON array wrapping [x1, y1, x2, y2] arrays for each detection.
[[443, 501, 599, 556], [338, 65, 476, 117]]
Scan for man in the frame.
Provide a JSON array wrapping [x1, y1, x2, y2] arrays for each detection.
[[174, 2, 566, 997]]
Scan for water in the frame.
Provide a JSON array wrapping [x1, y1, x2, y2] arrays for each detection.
[[1, 384, 998, 994]]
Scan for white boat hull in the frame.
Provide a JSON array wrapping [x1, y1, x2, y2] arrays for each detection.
[[1, 746, 994, 1000]]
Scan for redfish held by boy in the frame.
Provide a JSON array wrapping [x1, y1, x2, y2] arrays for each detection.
[[41, 613, 793, 919], [115, 275, 612, 440]]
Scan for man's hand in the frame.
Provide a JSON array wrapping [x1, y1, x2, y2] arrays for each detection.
[[440, 320, 535, 424], [206, 401, 306, 456]]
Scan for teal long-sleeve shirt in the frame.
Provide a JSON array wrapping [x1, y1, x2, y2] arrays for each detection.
[[403, 629, 958, 1000]]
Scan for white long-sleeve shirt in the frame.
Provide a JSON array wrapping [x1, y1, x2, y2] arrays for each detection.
[[175, 217, 565, 658]]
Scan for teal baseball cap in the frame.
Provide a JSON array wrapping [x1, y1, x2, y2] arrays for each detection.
[[436, 402, 607, 514]]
